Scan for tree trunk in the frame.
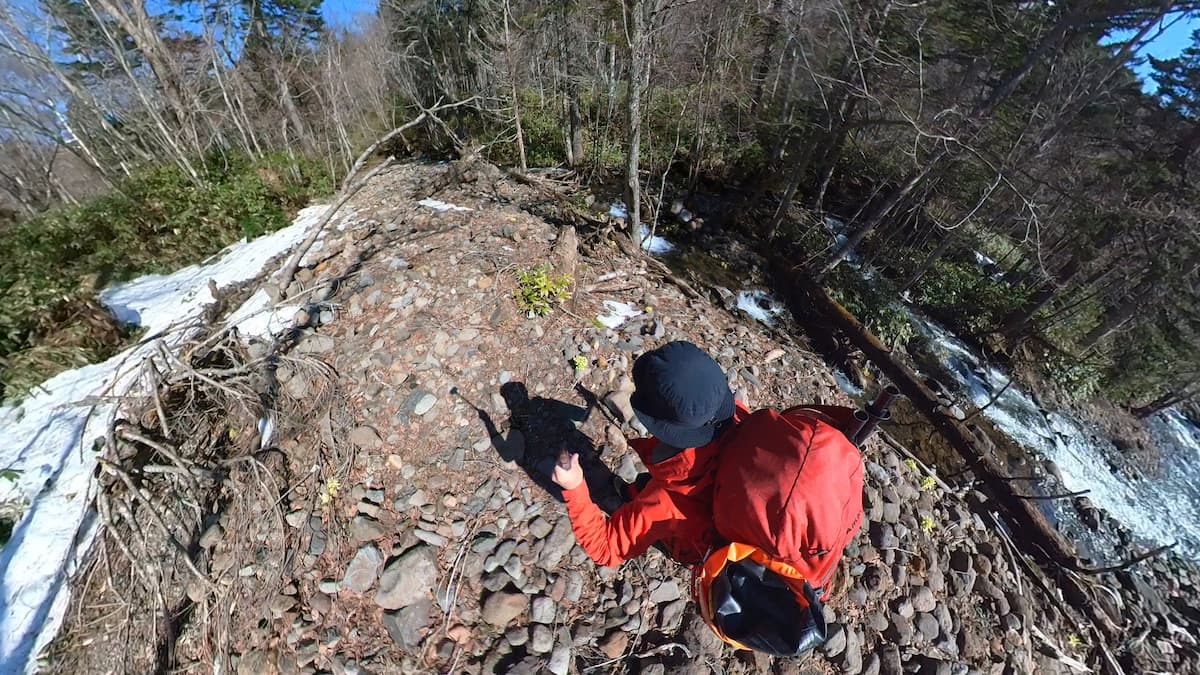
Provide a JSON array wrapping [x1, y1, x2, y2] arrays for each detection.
[[810, 95, 861, 212], [504, 0, 528, 171], [567, 90, 584, 167], [623, 0, 650, 248], [749, 0, 784, 118], [1132, 385, 1198, 419], [817, 150, 946, 277], [901, 230, 957, 294], [277, 70, 311, 152]]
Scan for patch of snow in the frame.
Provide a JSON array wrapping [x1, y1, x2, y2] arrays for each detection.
[[225, 289, 299, 339], [834, 370, 864, 397], [101, 206, 333, 334], [418, 198, 471, 212], [606, 202, 677, 255], [973, 251, 997, 267], [823, 216, 848, 235], [638, 225, 677, 255], [0, 203, 334, 673], [736, 290, 787, 326], [596, 301, 643, 329]]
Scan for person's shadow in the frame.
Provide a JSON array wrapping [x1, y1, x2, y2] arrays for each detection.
[[458, 382, 621, 508]]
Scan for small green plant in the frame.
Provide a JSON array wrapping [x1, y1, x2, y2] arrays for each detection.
[[515, 265, 572, 316], [904, 458, 919, 472], [571, 355, 590, 373], [920, 515, 937, 534], [920, 475, 938, 492], [319, 477, 341, 506], [1066, 633, 1083, 650]]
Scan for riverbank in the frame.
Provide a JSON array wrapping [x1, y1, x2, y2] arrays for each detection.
[[4, 160, 1196, 673]]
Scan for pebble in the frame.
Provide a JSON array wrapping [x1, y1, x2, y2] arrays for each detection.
[[885, 614, 914, 646], [911, 586, 937, 613], [916, 612, 940, 641], [649, 580, 681, 604], [506, 500, 527, 522], [413, 393, 438, 416], [539, 519, 576, 567], [351, 515, 386, 543], [599, 631, 629, 659], [349, 426, 383, 449], [413, 529, 448, 547], [481, 591, 529, 626], [376, 545, 438, 610], [382, 599, 434, 650], [528, 517, 553, 539], [199, 524, 222, 549], [548, 642, 571, 675], [822, 623, 847, 657], [531, 596, 556, 624], [342, 545, 384, 592], [529, 625, 554, 654], [505, 627, 528, 646]]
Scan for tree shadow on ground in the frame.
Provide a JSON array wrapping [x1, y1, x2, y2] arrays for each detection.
[[458, 381, 621, 509]]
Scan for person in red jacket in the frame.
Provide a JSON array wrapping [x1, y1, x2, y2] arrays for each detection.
[[552, 341, 749, 567]]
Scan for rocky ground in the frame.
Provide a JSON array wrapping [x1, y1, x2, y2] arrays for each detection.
[[50, 161, 1200, 674]]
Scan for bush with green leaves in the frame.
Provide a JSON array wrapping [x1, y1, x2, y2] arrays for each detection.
[[913, 259, 1030, 335], [1040, 348, 1109, 401], [0, 152, 332, 399], [515, 265, 572, 316], [827, 267, 917, 347]]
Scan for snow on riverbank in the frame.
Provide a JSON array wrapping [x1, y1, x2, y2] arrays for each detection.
[[0, 204, 335, 673]]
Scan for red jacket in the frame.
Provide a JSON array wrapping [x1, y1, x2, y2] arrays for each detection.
[[562, 403, 751, 567]]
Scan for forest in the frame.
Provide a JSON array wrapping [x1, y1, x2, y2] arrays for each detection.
[[0, 0, 1198, 414]]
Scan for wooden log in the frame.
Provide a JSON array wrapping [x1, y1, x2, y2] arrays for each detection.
[[768, 260, 1122, 639]]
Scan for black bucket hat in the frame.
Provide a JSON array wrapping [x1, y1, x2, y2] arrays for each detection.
[[630, 341, 736, 450]]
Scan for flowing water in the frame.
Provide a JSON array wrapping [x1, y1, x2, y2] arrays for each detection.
[[911, 316, 1200, 562]]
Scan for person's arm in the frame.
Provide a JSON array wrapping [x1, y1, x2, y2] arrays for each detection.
[[561, 481, 662, 567], [552, 453, 664, 567]]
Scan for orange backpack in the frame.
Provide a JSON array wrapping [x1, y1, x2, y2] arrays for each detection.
[[694, 406, 865, 655]]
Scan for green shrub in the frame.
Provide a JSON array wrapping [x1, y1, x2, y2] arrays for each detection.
[[515, 265, 572, 316], [827, 267, 917, 347], [1040, 348, 1108, 401], [913, 260, 1030, 335], [0, 153, 332, 399]]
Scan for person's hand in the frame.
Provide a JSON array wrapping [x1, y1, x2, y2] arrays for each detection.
[[552, 452, 584, 491]]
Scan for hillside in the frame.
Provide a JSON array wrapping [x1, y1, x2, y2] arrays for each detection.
[[20, 161, 1196, 674]]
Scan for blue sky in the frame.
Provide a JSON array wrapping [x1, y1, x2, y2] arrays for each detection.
[[321, 0, 377, 30], [1113, 12, 1200, 93]]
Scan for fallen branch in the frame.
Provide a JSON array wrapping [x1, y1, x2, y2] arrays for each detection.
[[879, 431, 954, 493], [1075, 543, 1177, 575], [1015, 489, 1091, 501], [277, 158, 394, 298], [771, 266, 1123, 639], [1031, 625, 1093, 673]]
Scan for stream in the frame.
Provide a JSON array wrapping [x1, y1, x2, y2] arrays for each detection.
[[910, 316, 1200, 562]]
